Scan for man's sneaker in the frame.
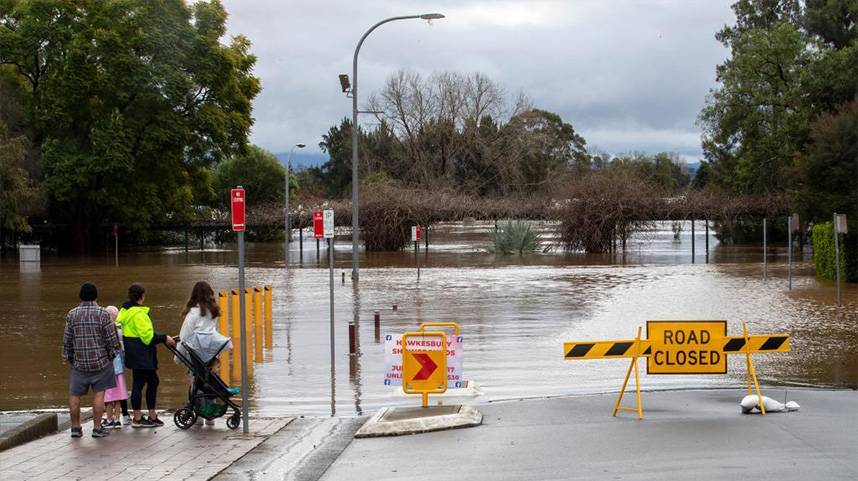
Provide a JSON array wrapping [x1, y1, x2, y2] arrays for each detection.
[[112, 420, 122, 429], [148, 416, 164, 427], [70, 427, 83, 438], [123, 415, 133, 425], [92, 427, 111, 438], [132, 417, 156, 428]]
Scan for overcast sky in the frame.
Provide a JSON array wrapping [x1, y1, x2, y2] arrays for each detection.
[[220, 0, 735, 162]]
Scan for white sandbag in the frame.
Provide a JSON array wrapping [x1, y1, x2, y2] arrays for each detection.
[[740, 394, 800, 413]]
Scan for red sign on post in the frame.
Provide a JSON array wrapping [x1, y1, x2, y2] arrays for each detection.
[[231, 188, 246, 231], [112, 224, 119, 236], [313, 210, 324, 239]]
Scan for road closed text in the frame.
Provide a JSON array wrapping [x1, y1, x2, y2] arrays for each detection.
[[647, 321, 727, 374]]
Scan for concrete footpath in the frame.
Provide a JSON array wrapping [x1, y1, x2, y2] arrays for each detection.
[[0, 416, 290, 480], [320, 388, 857, 481]]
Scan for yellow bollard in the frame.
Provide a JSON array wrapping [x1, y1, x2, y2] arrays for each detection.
[[253, 287, 263, 362], [230, 289, 241, 382], [217, 291, 230, 385], [244, 288, 254, 375], [264, 285, 273, 349]]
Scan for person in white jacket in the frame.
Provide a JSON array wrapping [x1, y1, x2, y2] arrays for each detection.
[[176, 281, 221, 425]]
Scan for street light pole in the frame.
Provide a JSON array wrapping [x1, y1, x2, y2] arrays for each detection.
[[350, 13, 445, 282], [285, 143, 306, 266]]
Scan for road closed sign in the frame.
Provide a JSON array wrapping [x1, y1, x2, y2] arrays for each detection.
[[647, 321, 727, 374]]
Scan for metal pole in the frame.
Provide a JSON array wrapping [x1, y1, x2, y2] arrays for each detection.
[[329, 238, 335, 376], [834, 213, 841, 307], [763, 217, 767, 281], [705, 219, 709, 264], [788, 215, 792, 290], [351, 15, 439, 283], [691, 219, 695, 264], [415, 240, 420, 280], [285, 153, 290, 265], [238, 231, 249, 433]]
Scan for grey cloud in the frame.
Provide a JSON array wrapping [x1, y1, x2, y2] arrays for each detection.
[[221, 0, 734, 161]]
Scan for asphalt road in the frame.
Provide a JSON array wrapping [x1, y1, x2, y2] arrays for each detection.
[[319, 389, 858, 481]]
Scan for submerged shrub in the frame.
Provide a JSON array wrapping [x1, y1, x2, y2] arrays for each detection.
[[492, 220, 541, 255]]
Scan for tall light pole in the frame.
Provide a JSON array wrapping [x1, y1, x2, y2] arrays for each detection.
[[348, 13, 445, 282], [285, 142, 306, 266]]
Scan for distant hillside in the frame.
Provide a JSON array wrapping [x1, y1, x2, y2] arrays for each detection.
[[275, 152, 329, 171], [687, 161, 700, 178]]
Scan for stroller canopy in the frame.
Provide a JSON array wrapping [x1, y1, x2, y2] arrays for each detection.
[[182, 329, 232, 365]]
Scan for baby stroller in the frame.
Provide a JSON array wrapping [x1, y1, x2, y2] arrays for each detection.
[[166, 330, 242, 430]]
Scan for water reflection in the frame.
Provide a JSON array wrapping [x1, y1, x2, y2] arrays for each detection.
[[0, 222, 855, 417]]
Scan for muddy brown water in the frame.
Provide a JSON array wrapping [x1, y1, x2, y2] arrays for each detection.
[[1, 222, 855, 416]]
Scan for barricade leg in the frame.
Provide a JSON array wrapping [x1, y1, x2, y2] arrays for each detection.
[[742, 321, 765, 415], [612, 326, 644, 419]]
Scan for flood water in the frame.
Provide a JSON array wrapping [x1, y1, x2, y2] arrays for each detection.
[[1, 221, 855, 416]]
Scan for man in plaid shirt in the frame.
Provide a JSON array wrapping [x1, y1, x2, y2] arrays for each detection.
[[62, 282, 120, 438]]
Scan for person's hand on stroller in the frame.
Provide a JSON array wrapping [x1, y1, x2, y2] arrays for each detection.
[[165, 335, 176, 348]]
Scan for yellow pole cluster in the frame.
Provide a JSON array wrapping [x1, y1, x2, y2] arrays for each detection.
[[218, 285, 274, 385]]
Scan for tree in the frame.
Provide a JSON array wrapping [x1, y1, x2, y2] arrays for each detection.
[[318, 118, 356, 198], [700, 0, 858, 198], [700, 2, 810, 194], [502, 109, 589, 189], [795, 100, 858, 228], [0, 0, 260, 250], [213, 145, 290, 208], [610, 152, 690, 192], [0, 119, 37, 235]]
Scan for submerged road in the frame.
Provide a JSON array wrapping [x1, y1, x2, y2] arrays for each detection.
[[309, 388, 856, 481]]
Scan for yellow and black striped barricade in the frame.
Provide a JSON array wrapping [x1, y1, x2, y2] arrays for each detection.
[[721, 334, 790, 354], [564, 322, 791, 418], [564, 339, 652, 360], [564, 327, 649, 419]]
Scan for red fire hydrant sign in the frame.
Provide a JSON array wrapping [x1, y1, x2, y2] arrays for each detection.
[[313, 210, 324, 239], [231, 188, 246, 231]]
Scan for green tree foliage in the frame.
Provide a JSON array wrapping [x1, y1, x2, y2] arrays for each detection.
[[0, 0, 260, 248], [213, 145, 290, 207], [691, 161, 713, 189], [795, 100, 858, 231], [503, 109, 589, 188], [0, 119, 37, 232], [609, 152, 690, 192], [700, 0, 857, 207]]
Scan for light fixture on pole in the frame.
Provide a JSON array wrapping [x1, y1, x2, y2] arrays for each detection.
[[344, 13, 445, 282], [285, 142, 306, 266]]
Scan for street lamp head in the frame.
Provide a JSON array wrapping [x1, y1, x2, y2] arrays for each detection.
[[420, 13, 445, 20], [295, 143, 306, 149], [338, 74, 351, 93]]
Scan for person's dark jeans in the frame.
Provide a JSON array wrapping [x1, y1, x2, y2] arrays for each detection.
[[130, 369, 159, 410]]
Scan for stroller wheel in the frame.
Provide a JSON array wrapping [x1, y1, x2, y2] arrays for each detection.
[[226, 413, 240, 430], [174, 407, 197, 430]]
